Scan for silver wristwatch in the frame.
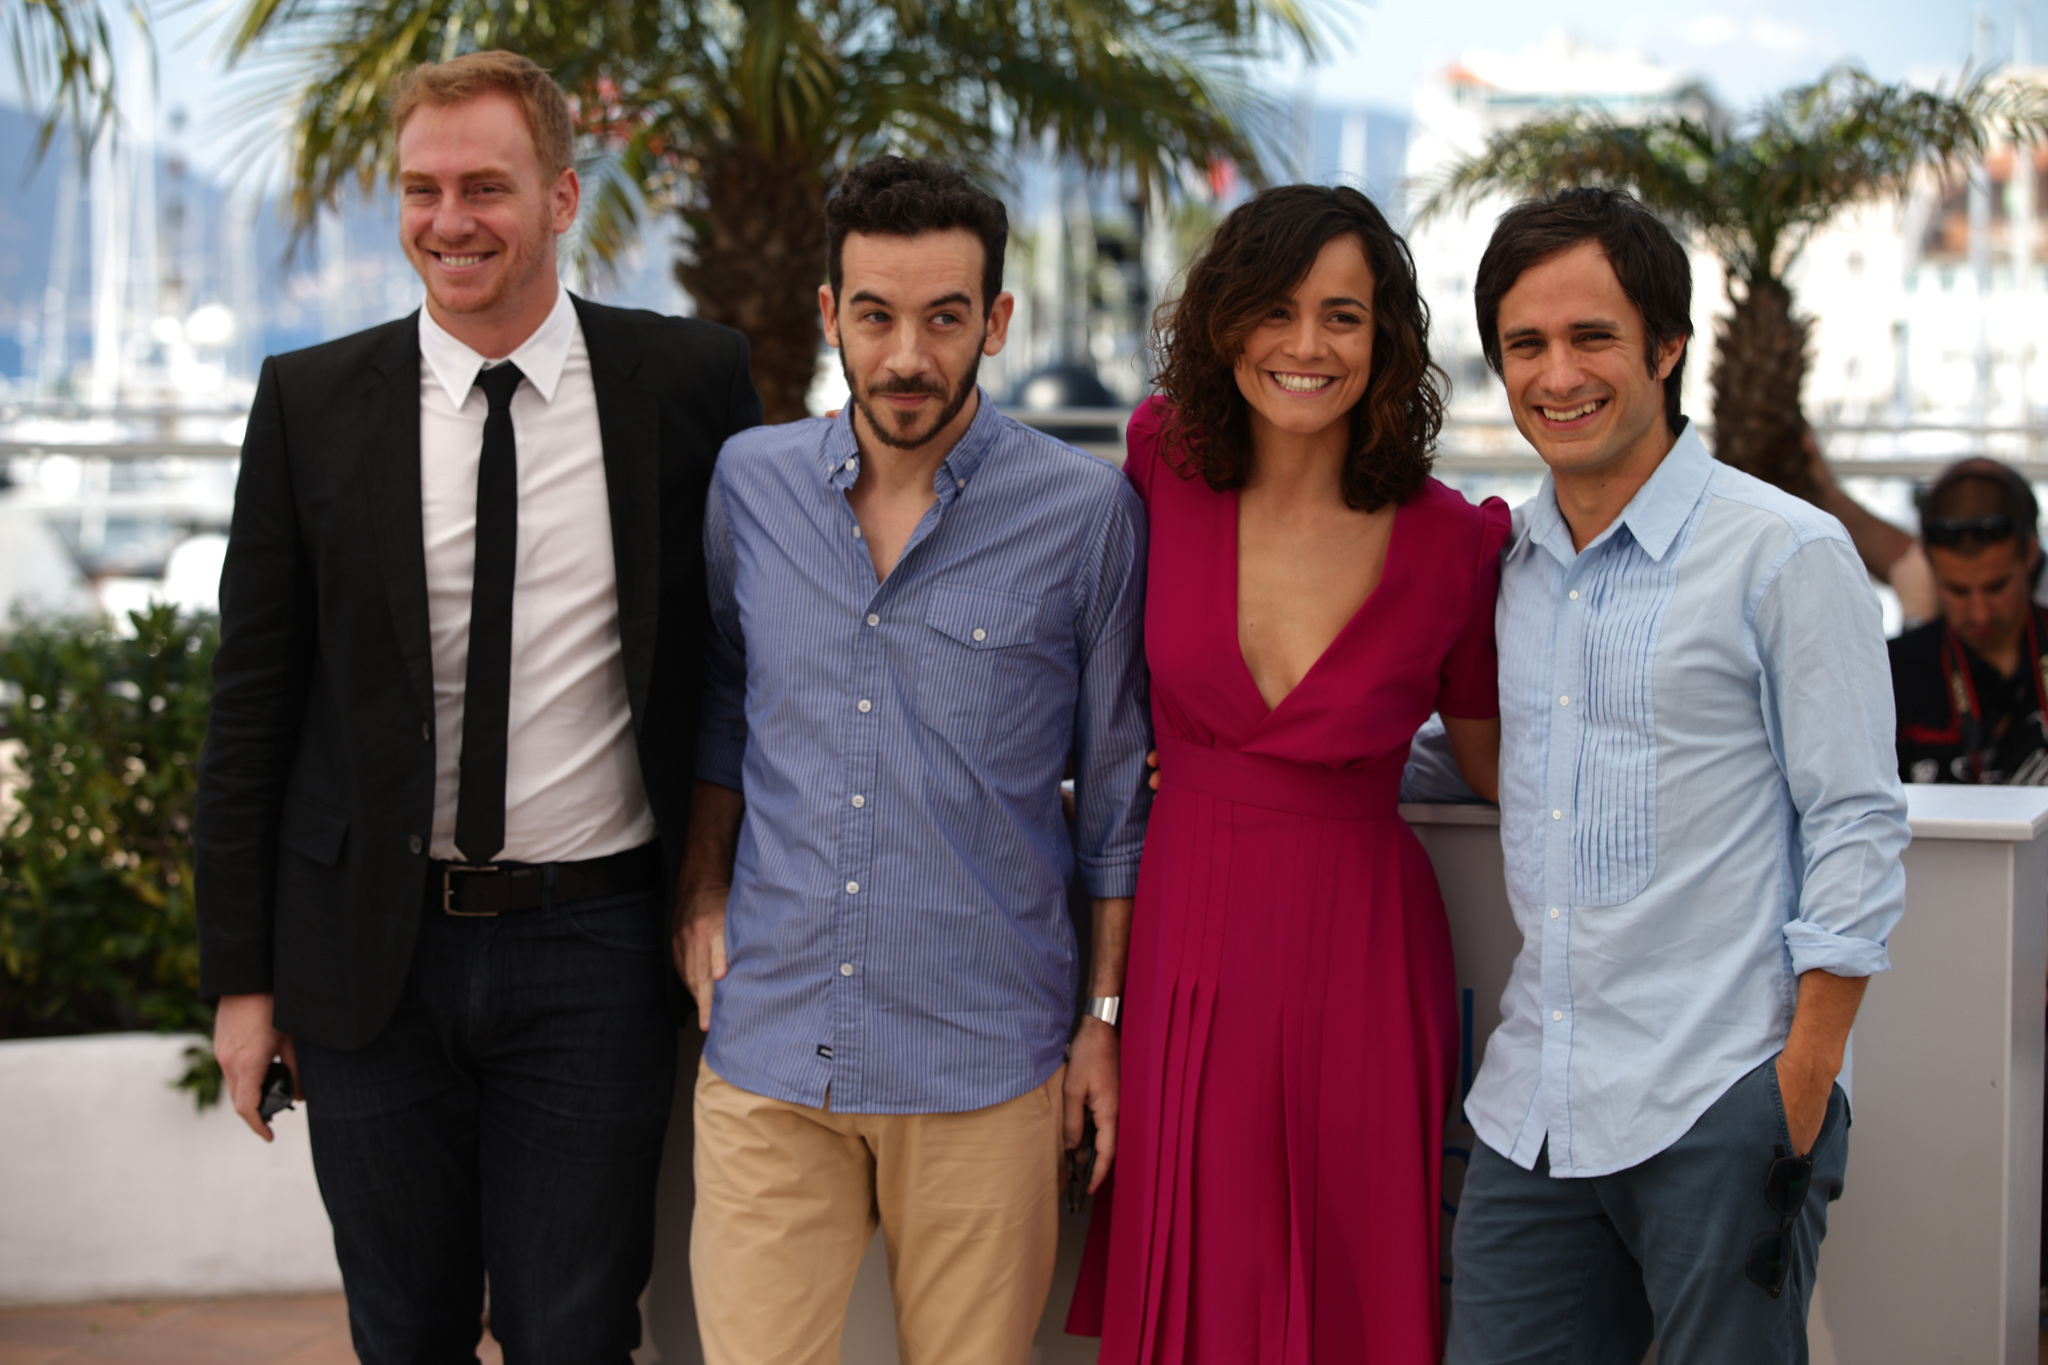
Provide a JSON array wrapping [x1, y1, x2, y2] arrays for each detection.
[[1086, 996, 1122, 1028]]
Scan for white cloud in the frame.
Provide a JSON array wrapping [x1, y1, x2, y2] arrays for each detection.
[[1685, 16, 1739, 47], [1684, 15, 1817, 55], [1750, 19, 1815, 54]]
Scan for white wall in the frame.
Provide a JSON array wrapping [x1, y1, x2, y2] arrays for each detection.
[[0, 1032, 340, 1305]]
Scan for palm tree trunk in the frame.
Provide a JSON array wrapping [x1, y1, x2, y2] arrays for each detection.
[[675, 145, 833, 425], [1708, 272, 1818, 502]]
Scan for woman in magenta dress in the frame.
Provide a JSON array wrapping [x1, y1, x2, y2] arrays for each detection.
[[1069, 185, 1506, 1362]]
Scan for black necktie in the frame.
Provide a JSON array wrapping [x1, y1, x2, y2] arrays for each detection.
[[454, 361, 524, 865]]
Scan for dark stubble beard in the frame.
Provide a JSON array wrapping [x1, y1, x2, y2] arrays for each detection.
[[842, 336, 985, 451]]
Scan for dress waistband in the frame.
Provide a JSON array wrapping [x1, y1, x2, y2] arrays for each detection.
[[1156, 735, 1403, 820]]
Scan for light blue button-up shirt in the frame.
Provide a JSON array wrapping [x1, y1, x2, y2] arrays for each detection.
[[696, 395, 1152, 1114], [1456, 422, 1909, 1177]]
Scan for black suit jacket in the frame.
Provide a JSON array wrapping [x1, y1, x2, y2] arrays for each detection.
[[195, 297, 762, 1049]]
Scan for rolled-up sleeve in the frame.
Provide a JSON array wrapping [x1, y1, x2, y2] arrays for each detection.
[[1753, 533, 1910, 977], [694, 466, 748, 792], [1069, 479, 1152, 897]]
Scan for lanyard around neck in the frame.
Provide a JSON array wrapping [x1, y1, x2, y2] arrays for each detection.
[[1942, 608, 2048, 782]]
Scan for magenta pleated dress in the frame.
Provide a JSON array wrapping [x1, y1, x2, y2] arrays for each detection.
[[1067, 397, 1509, 1363]]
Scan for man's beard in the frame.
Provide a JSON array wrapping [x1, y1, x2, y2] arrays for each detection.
[[843, 344, 983, 451]]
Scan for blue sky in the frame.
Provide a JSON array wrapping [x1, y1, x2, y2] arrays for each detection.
[[0, 0, 2012, 181], [1307, 0, 2000, 111]]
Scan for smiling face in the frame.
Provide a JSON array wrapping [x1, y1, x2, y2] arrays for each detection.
[[397, 91, 578, 354], [1231, 234, 1377, 452], [820, 228, 1014, 455], [1495, 239, 1684, 486]]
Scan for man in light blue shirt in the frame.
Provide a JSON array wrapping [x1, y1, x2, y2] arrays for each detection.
[[1444, 189, 1909, 1363]]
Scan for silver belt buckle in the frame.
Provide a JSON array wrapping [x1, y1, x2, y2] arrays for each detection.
[[442, 864, 499, 916]]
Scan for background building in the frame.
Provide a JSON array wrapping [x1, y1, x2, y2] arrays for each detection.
[[0, 8, 2036, 625]]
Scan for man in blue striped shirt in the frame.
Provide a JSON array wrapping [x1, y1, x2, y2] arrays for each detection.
[[1442, 190, 1909, 1363], [673, 158, 1152, 1365]]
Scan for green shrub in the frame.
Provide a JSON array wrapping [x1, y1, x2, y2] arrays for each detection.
[[0, 604, 221, 1104]]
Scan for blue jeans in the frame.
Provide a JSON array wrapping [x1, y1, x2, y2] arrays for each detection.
[[1448, 1054, 1849, 1365], [295, 883, 677, 1365]]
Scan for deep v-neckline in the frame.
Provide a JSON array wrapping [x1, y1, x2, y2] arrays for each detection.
[[1231, 490, 1404, 720]]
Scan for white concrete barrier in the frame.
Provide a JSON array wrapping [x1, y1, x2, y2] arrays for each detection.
[[14, 781, 2039, 1363], [0, 1032, 340, 1305], [1408, 785, 2048, 1365]]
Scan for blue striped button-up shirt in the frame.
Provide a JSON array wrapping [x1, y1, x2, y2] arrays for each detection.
[[696, 394, 1152, 1114], [1463, 422, 1909, 1177]]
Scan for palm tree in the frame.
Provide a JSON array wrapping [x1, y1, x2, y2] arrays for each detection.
[[1418, 66, 2048, 501], [4, 0, 151, 158], [220, 0, 1322, 421]]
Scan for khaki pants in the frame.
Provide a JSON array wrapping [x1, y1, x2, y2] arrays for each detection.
[[689, 1058, 1065, 1365]]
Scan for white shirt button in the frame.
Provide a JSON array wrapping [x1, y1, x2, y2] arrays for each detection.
[[972, 628, 987, 642], [845, 881, 860, 895], [845, 458, 856, 471], [1552, 1009, 1564, 1022], [1550, 907, 1560, 919], [1551, 809, 1563, 820], [1559, 695, 1570, 706], [853, 526, 863, 539], [866, 614, 880, 627], [851, 794, 865, 808], [956, 477, 966, 488], [840, 962, 854, 976], [857, 699, 872, 713], [1569, 589, 1580, 600]]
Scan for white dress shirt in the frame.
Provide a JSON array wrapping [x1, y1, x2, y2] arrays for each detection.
[[417, 285, 654, 864]]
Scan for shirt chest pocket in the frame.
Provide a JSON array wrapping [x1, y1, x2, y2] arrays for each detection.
[[916, 586, 1043, 745]]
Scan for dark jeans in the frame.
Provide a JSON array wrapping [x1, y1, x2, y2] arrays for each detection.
[[1448, 1054, 1849, 1365], [295, 882, 677, 1365]]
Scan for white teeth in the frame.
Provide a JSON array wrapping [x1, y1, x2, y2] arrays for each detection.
[[1539, 401, 1602, 421], [1271, 372, 1334, 393], [440, 254, 486, 267]]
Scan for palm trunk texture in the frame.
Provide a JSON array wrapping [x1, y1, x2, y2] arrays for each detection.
[[676, 147, 832, 425], [1708, 273, 1818, 503]]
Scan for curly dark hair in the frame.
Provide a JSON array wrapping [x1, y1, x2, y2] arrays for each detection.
[[825, 156, 1008, 312], [1151, 184, 1445, 511]]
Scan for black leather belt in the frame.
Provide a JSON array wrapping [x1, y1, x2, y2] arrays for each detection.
[[426, 842, 663, 917]]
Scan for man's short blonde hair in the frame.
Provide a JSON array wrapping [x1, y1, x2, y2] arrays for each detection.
[[391, 51, 575, 179]]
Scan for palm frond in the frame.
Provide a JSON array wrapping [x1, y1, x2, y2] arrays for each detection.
[[4, 0, 153, 162], [1414, 63, 2048, 285], [559, 138, 648, 285], [1412, 111, 1719, 228], [218, 0, 1325, 264]]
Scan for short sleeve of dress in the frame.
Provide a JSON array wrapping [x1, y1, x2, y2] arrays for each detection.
[[1123, 394, 1174, 506], [1436, 494, 1511, 719]]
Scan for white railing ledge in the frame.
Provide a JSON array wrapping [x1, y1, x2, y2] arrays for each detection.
[[1399, 801, 1502, 827], [1903, 784, 2048, 841]]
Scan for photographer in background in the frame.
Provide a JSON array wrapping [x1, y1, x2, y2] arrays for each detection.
[[1888, 458, 2048, 786]]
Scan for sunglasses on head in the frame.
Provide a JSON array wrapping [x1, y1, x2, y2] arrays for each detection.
[[1923, 515, 2022, 548]]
